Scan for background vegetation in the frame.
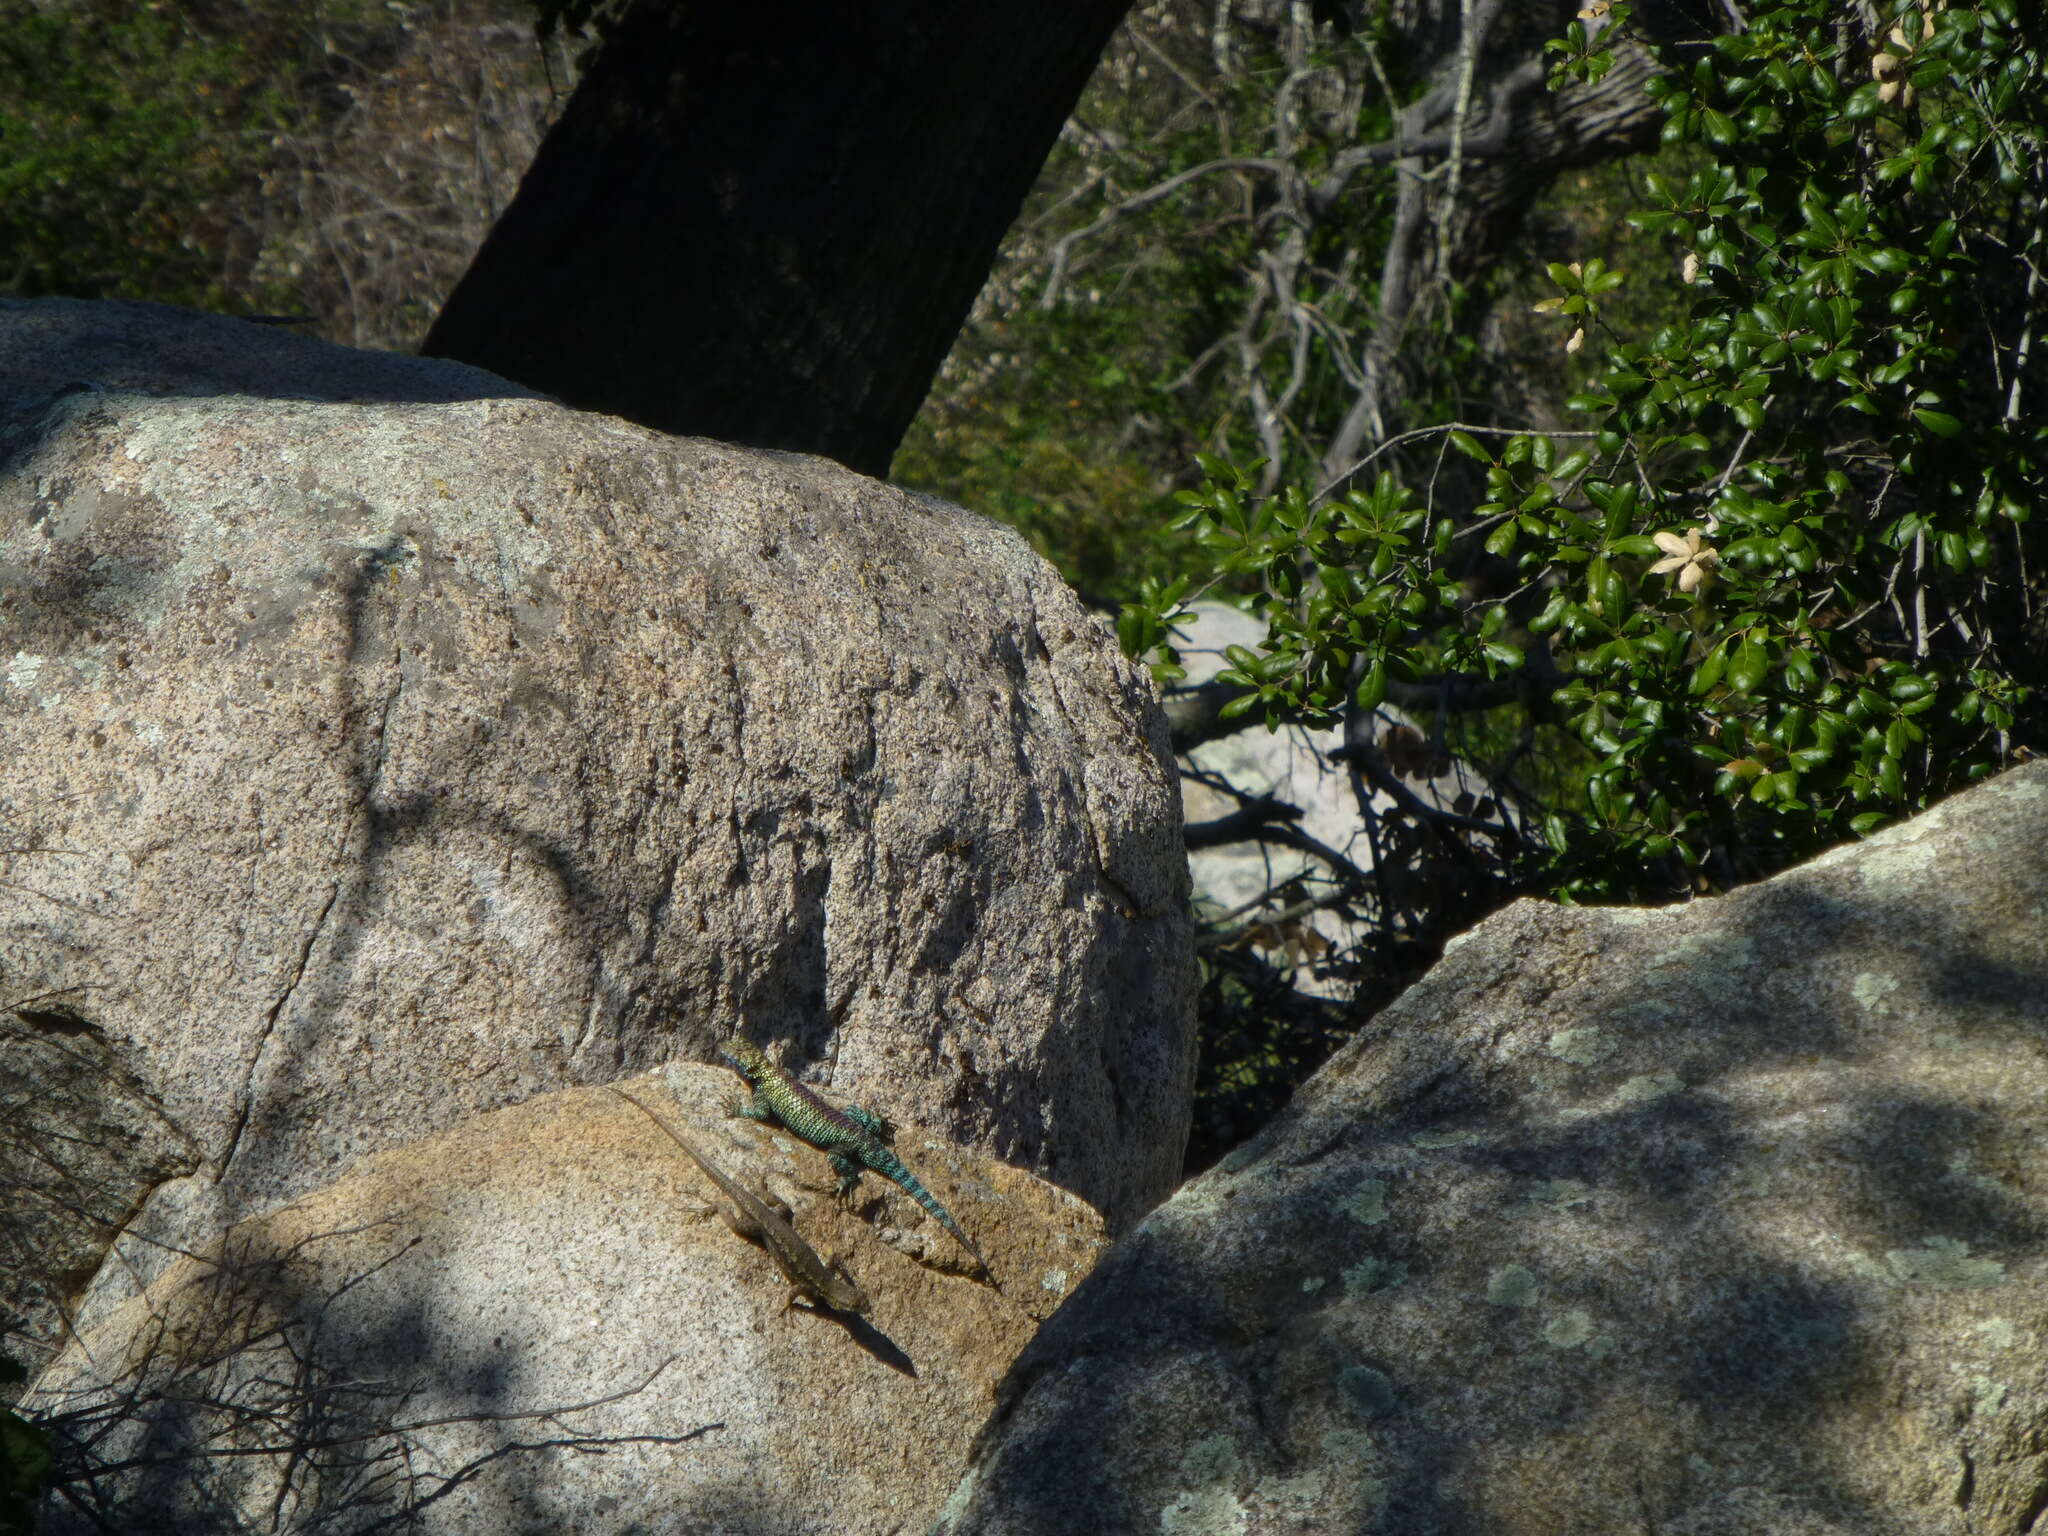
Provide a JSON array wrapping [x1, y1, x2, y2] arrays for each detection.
[[0, 0, 568, 345], [898, 0, 2046, 1162], [0, 1351, 46, 1536]]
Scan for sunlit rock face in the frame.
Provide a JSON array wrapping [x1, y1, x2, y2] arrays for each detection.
[[0, 297, 1195, 1393]]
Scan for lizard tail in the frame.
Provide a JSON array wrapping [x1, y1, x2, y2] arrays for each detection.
[[908, 1176, 989, 1274], [874, 1148, 989, 1276]]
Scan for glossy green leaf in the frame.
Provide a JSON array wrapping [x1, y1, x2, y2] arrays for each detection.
[[1691, 643, 1728, 695], [1355, 661, 1388, 712], [1727, 639, 1769, 695], [1483, 640, 1525, 670]]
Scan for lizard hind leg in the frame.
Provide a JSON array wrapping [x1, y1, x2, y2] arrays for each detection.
[[843, 1104, 892, 1139], [828, 1152, 864, 1200]]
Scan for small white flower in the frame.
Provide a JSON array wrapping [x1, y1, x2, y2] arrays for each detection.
[[1565, 327, 1586, 356], [1649, 529, 1720, 593]]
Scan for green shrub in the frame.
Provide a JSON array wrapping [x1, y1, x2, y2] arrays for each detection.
[[0, 1353, 48, 1536], [0, 2, 281, 307], [1128, 0, 2047, 901]]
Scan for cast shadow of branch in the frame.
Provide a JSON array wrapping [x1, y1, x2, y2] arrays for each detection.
[[28, 1218, 717, 1534]]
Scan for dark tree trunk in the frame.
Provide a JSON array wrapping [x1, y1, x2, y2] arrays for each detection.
[[423, 1, 1130, 477]]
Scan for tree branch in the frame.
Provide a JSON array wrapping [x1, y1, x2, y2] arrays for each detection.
[[1166, 652, 1555, 755], [1183, 795, 1303, 850], [1334, 715, 1517, 848], [1039, 156, 1296, 308], [1306, 60, 1549, 213]]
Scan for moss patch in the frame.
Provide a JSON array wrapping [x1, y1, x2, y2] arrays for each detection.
[[1546, 1027, 1617, 1066], [1487, 1264, 1542, 1308], [1614, 1072, 1684, 1104], [1342, 1179, 1389, 1226], [1883, 1237, 2007, 1290]]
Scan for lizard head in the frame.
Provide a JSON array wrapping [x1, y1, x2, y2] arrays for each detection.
[[832, 1270, 873, 1315], [719, 1038, 768, 1078]]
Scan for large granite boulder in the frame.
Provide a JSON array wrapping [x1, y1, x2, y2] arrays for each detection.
[[26, 1066, 1109, 1535], [941, 763, 2048, 1536], [0, 299, 1195, 1382]]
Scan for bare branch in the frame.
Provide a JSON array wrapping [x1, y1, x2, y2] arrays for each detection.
[[1038, 156, 1296, 309], [1198, 891, 1361, 951], [1334, 715, 1519, 849], [29, 1218, 717, 1531], [1313, 420, 1600, 505], [1184, 795, 1304, 850], [1306, 59, 1549, 214]]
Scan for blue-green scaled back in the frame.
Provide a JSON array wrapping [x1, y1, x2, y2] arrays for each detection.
[[720, 1039, 987, 1274]]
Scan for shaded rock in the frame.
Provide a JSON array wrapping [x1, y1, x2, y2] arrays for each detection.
[[28, 1067, 1108, 1533], [0, 1006, 201, 1362], [942, 764, 2048, 1536], [0, 299, 1194, 1375], [0, 296, 547, 407]]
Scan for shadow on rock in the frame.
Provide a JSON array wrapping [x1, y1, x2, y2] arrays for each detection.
[[941, 764, 2048, 1536]]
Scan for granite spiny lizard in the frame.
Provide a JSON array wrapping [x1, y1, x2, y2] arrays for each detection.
[[719, 1039, 987, 1276], [607, 1085, 871, 1314]]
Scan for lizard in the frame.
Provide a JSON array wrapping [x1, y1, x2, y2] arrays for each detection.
[[718, 1038, 989, 1278], [606, 1085, 871, 1315]]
